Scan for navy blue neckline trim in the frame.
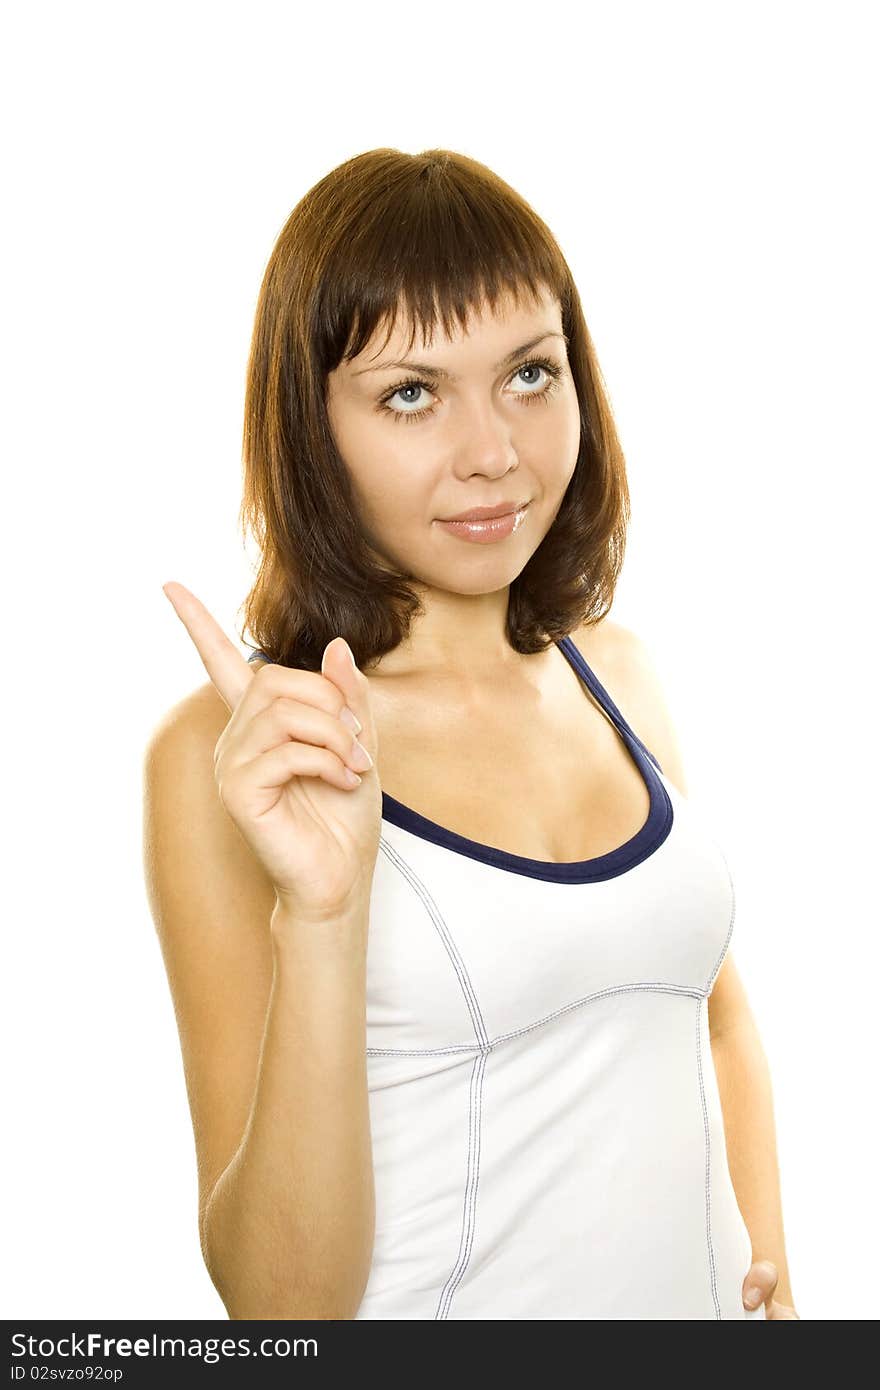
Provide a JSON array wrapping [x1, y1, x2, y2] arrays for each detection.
[[246, 637, 674, 884], [381, 635, 673, 883]]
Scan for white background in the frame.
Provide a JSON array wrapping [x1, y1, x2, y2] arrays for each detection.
[[3, 0, 877, 1321]]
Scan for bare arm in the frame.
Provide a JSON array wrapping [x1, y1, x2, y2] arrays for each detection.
[[711, 1021, 795, 1308], [143, 687, 375, 1320], [203, 902, 375, 1319]]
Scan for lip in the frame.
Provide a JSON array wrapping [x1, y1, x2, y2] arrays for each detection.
[[434, 502, 529, 544], [439, 499, 528, 522]]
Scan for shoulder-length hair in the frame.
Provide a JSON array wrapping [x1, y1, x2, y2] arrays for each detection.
[[237, 147, 630, 673]]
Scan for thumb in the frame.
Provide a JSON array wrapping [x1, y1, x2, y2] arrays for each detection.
[[321, 636, 369, 736]]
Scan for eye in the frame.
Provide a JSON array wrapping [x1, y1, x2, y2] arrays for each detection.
[[375, 356, 565, 426], [384, 381, 436, 415], [509, 362, 552, 393]]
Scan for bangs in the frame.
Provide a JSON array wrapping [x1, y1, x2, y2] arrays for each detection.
[[314, 150, 571, 369]]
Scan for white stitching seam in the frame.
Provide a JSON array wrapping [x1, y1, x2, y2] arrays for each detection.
[[370, 831, 737, 1318], [696, 996, 722, 1318]]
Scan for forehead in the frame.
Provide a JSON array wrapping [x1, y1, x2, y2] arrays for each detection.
[[348, 282, 562, 370]]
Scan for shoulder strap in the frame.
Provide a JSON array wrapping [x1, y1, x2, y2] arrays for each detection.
[[558, 635, 664, 774]]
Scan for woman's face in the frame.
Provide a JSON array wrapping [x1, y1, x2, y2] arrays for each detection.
[[325, 285, 582, 594]]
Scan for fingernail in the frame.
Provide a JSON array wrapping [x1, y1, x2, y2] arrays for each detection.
[[341, 638, 356, 668], [744, 1287, 762, 1307], [340, 706, 362, 735], [348, 739, 373, 772]]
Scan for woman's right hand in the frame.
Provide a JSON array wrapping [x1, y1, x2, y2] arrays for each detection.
[[162, 581, 382, 921]]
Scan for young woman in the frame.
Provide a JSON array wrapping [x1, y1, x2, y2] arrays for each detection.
[[144, 148, 798, 1320]]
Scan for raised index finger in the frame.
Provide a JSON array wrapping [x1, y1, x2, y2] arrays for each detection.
[[162, 580, 253, 714]]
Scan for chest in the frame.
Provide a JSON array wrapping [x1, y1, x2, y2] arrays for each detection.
[[367, 656, 653, 865]]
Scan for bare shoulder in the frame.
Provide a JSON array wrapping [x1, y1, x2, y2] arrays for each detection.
[[145, 677, 230, 755], [568, 614, 629, 671], [569, 616, 689, 795], [143, 675, 278, 911], [143, 679, 261, 865], [567, 614, 649, 696]]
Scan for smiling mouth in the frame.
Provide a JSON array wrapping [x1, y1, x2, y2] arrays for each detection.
[[433, 503, 530, 542], [437, 500, 529, 523]]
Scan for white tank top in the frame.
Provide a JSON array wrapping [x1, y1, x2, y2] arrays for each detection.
[[248, 635, 764, 1320]]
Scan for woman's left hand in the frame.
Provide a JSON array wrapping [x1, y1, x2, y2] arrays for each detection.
[[743, 1260, 800, 1318]]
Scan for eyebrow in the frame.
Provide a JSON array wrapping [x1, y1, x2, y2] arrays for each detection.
[[351, 330, 570, 379]]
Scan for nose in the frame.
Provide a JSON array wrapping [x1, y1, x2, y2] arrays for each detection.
[[450, 396, 518, 477]]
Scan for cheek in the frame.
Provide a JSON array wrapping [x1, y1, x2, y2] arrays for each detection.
[[526, 401, 581, 484], [353, 461, 428, 534], [558, 401, 583, 483], [336, 415, 415, 515]]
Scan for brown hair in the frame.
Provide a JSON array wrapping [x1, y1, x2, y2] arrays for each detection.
[[236, 147, 630, 673]]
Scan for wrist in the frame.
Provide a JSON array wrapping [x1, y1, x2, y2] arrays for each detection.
[[270, 892, 370, 947]]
